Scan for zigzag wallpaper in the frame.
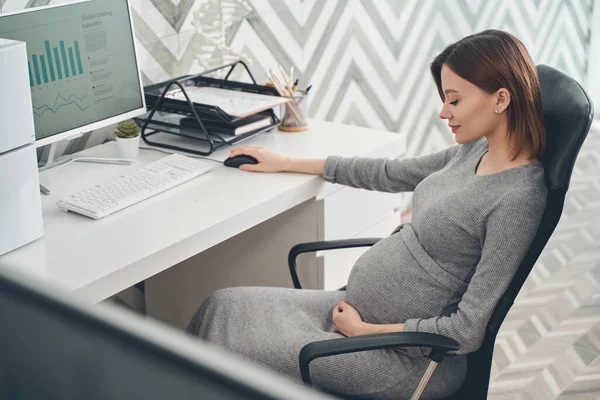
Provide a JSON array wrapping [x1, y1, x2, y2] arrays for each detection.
[[0, 0, 595, 157]]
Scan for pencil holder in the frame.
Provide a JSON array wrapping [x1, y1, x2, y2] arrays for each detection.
[[279, 92, 308, 132]]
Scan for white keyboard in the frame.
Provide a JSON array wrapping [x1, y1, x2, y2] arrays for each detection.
[[57, 154, 213, 219]]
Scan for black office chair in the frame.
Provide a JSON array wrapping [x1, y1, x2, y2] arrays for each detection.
[[287, 64, 594, 400]]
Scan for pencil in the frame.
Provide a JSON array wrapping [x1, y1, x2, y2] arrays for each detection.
[[277, 64, 291, 89], [267, 69, 303, 123]]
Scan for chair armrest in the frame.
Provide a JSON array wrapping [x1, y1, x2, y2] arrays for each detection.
[[299, 332, 459, 385], [288, 238, 382, 289]]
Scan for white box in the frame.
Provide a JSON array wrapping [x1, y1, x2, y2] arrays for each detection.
[[0, 38, 44, 256], [0, 144, 44, 256], [0, 39, 36, 154]]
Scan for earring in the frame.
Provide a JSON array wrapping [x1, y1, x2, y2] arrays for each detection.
[[495, 109, 499, 114]]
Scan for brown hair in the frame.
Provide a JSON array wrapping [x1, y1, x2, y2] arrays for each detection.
[[431, 29, 545, 160]]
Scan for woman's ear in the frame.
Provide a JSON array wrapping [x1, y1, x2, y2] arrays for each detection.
[[495, 88, 511, 114]]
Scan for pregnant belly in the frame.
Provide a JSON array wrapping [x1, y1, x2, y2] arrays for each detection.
[[345, 234, 461, 325]]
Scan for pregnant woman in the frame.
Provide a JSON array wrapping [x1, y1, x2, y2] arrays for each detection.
[[187, 29, 547, 400]]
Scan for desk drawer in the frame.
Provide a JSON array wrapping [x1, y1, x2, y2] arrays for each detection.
[[319, 186, 402, 241], [319, 211, 401, 290]]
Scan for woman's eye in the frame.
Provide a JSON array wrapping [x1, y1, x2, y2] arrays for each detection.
[[450, 100, 459, 106]]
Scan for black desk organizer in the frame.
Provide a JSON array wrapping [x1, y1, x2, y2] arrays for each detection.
[[136, 60, 281, 156]]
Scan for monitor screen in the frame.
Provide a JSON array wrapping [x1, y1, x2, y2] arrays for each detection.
[[0, 0, 145, 146]]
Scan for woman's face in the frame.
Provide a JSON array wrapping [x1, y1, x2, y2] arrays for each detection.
[[438, 64, 502, 144]]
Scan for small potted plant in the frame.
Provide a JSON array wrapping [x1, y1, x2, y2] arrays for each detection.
[[114, 119, 141, 158]]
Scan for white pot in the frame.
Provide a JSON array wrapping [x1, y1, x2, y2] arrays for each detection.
[[116, 135, 140, 159]]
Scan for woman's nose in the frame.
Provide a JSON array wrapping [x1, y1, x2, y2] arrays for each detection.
[[439, 104, 451, 120]]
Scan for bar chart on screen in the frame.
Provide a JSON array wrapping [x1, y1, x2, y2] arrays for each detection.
[[27, 39, 84, 87]]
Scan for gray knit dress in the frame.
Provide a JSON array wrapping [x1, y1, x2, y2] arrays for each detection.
[[186, 137, 547, 400]]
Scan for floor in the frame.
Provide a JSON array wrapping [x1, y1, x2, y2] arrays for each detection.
[[487, 119, 600, 400]]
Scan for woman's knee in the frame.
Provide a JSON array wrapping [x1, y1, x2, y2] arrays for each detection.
[[186, 288, 239, 334], [207, 286, 252, 306]]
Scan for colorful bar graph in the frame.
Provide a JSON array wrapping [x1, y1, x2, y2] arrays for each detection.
[[29, 38, 84, 87], [60, 41, 70, 78], [74, 40, 83, 75], [68, 47, 77, 77], [53, 47, 63, 80], [32, 54, 41, 85], [28, 62, 33, 87], [44, 40, 56, 81]]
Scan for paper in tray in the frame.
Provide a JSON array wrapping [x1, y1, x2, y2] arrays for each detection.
[[164, 86, 289, 118]]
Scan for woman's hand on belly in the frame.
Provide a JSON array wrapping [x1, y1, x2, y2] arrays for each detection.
[[332, 301, 407, 349], [332, 301, 369, 337]]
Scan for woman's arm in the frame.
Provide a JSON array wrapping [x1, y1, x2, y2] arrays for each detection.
[[401, 189, 546, 357], [359, 322, 405, 335], [323, 145, 460, 192], [227, 143, 462, 193], [283, 157, 326, 175]]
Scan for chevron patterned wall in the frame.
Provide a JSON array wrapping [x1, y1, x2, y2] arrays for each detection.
[[0, 0, 596, 157]]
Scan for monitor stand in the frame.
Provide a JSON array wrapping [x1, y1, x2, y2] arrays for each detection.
[[37, 131, 89, 171], [37, 142, 58, 171], [37, 143, 59, 195]]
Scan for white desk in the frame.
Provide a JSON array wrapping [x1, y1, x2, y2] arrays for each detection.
[[0, 120, 405, 316]]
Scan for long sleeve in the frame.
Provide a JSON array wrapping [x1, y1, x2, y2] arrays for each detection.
[[403, 189, 546, 356], [323, 144, 461, 193]]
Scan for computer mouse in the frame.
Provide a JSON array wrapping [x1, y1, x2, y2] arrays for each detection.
[[224, 154, 259, 168]]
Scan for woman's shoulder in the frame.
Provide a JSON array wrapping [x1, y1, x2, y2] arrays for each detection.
[[492, 185, 547, 219]]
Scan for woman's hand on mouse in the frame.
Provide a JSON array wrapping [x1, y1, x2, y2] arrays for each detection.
[[228, 146, 290, 173], [229, 146, 327, 176]]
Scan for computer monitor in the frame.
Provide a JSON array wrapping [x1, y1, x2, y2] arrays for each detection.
[[0, 267, 334, 400], [0, 0, 146, 147]]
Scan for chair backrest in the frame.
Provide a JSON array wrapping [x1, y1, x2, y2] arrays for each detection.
[[449, 65, 594, 400]]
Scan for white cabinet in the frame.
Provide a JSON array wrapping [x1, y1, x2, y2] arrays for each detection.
[[317, 184, 404, 290]]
